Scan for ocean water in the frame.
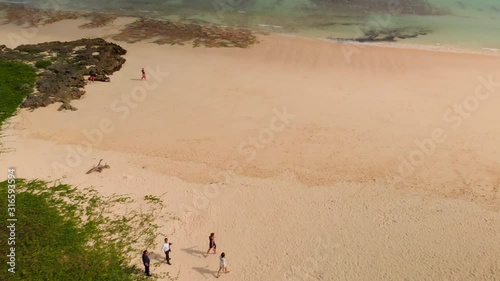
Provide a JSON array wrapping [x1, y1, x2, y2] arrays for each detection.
[[1, 0, 499, 51]]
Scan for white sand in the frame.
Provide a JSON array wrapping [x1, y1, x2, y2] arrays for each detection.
[[1, 19, 500, 280]]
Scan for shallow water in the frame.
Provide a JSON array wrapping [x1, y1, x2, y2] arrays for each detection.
[[1, 0, 499, 51]]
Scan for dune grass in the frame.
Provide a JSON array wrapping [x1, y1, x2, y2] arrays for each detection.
[[0, 60, 36, 127], [0, 180, 177, 281]]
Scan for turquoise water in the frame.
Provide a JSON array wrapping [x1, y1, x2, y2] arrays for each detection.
[[1, 0, 499, 51]]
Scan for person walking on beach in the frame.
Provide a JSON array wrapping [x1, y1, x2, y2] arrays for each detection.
[[161, 238, 172, 265], [206, 233, 216, 255], [89, 69, 96, 82], [142, 250, 151, 277], [141, 68, 146, 80], [216, 252, 229, 278]]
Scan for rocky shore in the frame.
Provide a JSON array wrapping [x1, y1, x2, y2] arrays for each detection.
[[0, 38, 126, 110], [0, 3, 260, 111], [328, 27, 430, 43], [0, 4, 259, 48], [112, 19, 258, 48]]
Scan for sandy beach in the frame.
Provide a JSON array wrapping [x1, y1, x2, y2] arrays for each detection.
[[1, 18, 500, 280]]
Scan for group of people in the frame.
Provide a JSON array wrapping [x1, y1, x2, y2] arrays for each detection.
[[207, 232, 230, 278], [141, 238, 171, 277], [141, 233, 230, 278]]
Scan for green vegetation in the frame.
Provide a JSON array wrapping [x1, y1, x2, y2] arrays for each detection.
[[35, 60, 52, 69], [0, 180, 177, 281], [0, 61, 36, 127]]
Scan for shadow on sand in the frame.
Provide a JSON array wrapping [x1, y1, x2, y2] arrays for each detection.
[[182, 246, 206, 258], [192, 265, 217, 279], [148, 251, 166, 262]]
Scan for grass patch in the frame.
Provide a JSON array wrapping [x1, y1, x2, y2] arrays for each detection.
[[0, 180, 178, 281], [0, 60, 36, 127], [34, 60, 52, 69]]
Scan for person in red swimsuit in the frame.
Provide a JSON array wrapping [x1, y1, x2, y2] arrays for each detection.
[[141, 68, 146, 80], [89, 69, 96, 82]]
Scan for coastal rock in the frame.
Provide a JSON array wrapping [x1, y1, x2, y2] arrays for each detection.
[[58, 103, 78, 111], [0, 4, 259, 49], [328, 27, 430, 43], [0, 38, 127, 110], [80, 13, 118, 29], [89, 75, 111, 82], [21, 94, 52, 108], [112, 19, 258, 48], [0, 4, 80, 27], [0, 4, 116, 27]]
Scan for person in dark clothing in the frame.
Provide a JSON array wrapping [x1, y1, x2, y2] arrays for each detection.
[[142, 250, 151, 276], [206, 232, 216, 255], [89, 69, 96, 82]]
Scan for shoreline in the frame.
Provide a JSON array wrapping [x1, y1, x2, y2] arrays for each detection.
[[1, 3, 500, 57], [1, 17, 500, 193], [280, 32, 500, 58], [1, 16, 500, 202]]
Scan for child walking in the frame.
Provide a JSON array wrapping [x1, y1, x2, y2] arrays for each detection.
[[216, 252, 229, 278], [141, 68, 146, 80]]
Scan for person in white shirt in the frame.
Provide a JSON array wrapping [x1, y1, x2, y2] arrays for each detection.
[[161, 238, 172, 265], [216, 252, 229, 278]]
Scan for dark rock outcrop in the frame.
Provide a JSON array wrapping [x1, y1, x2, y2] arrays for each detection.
[[58, 103, 78, 111], [328, 27, 429, 43], [0, 4, 113, 27], [112, 19, 258, 48], [0, 3, 259, 49], [0, 38, 127, 110]]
